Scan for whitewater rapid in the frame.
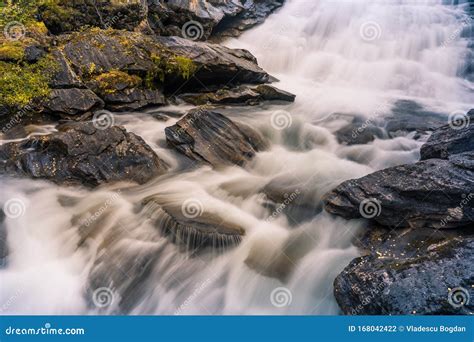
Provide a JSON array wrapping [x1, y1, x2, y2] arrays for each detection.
[[0, 0, 472, 315]]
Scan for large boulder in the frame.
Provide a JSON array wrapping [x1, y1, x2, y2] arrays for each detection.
[[323, 152, 474, 229], [165, 108, 268, 167], [0, 122, 167, 187], [334, 227, 474, 315]]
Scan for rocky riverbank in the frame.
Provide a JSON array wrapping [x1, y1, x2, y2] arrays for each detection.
[[324, 109, 474, 315]]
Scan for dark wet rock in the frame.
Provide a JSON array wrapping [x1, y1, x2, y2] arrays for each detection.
[[420, 109, 474, 160], [43, 88, 104, 120], [0, 122, 167, 187], [147, 0, 284, 41], [49, 50, 84, 89], [334, 228, 474, 315], [178, 84, 295, 105], [102, 89, 166, 112], [165, 109, 267, 167], [324, 152, 474, 229], [155, 36, 270, 91], [142, 197, 245, 253]]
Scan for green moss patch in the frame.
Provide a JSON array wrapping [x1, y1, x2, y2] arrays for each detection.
[[0, 42, 25, 61]]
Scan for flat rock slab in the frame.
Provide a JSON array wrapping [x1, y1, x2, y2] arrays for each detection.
[[0, 122, 167, 187], [165, 108, 267, 167]]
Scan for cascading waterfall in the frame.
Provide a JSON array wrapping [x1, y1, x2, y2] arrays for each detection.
[[0, 0, 472, 315]]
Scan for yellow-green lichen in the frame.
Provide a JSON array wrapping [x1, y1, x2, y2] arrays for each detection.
[[0, 42, 25, 61], [94, 70, 142, 94], [0, 55, 58, 107]]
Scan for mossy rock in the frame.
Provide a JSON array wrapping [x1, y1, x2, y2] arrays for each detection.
[[93, 70, 142, 95]]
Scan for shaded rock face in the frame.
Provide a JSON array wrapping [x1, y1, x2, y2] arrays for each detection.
[[177, 84, 295, 105], [165, 109, 267, 167], [324, 108, 474, 229], [147, 0, 284, 40], [334, 227, 474, 315], [0, 122, 167, 187]]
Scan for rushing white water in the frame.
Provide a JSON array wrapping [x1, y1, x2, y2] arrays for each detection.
[[0, 0, 472, 315]]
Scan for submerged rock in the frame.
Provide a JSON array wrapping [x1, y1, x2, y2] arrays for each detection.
[[334, 227, 474, 315], [142, 198, 245, 253], [165, 108, 268, 167], [0, 122, 167, 187]]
